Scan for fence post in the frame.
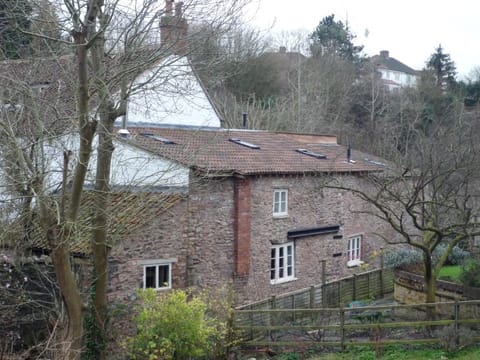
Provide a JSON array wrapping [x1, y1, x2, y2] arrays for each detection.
[[321, 260, 327, 307], [454, 300, 460, 348], [269, 295, 276, 340], [310, 285, 315, 308], [379, 248, 384, 297], [353, 274, 357, 301], [321, 259, 327, 285], [340, 307, 345, 351]]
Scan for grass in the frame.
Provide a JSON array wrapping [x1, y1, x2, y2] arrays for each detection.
[[438, 265, 462, 283], [307, 344, 480, 359]]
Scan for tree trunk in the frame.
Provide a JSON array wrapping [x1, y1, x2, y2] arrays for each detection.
[[423, 251, 437, 320], [91, 112, 115, 359], [47, 225, 84, 360]]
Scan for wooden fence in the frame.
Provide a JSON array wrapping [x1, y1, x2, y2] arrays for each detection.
[[237, 268, 394, 313], [234, 300, 480, 350]]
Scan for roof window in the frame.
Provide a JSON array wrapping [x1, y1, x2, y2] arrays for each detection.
[[296, 148, 327, 159], [140, 133, 175, 144], [364, 158, 386, 167], [229, 138, 260, 149]]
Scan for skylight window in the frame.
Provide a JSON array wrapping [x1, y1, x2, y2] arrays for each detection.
[[229, 138, 260, 149], [140, 133, 175, 144], [364, 158, 386, 167], [296, 148, 327, 159]]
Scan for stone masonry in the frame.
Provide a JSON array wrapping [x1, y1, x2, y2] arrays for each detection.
[[107, 171, 399, 307]]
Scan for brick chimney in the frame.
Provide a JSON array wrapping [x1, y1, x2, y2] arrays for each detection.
[[380, 50, 389, 59], [160, 0, 188, 55], [234, 177, 251, 277]]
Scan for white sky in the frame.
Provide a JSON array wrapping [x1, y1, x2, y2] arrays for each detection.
[[246, 0, 480, 79]]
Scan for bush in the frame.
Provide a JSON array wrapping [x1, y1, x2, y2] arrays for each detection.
[[126, 289, 218, 360], [383, 248, 422, 270], [433, 244, 470, 265], [459, 258, 480, 288], [384, 245, 470, 270]]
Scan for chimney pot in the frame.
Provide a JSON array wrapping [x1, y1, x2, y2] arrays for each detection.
[[380, 50, 389, 59], [165, 0, 173, 16], [175, 1, 183, 17], [242, 112, 247, 129], [279, 46, 287, 54]]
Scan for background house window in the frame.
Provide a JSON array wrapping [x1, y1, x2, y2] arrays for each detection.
[[273, 189, 288, 216], [270, 242, 295, 284], [143, 263, 172, 290], [347, 236, 363, 267]]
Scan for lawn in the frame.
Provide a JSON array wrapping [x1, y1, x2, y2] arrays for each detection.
[[307, 344, 480, 359], [438, 265, 462, 283]]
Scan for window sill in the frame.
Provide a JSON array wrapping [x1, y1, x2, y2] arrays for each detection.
[[145, 285, 171, 291], [347, 260, 364, 268], [273, 214, 289, 219], [270, 277, 297, 285]]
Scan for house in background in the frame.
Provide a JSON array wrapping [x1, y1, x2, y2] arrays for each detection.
[[371, 50, 419, 91]]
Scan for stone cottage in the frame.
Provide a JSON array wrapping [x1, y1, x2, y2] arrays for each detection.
[[107, 127, 397, 305]]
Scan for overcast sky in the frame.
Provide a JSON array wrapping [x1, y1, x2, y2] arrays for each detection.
[[246, 0, 479, 79]]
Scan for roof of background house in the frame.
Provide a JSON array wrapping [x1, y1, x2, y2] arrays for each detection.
[[371, 50, 418, 75], [0, 55, 77, 133], [25, 191, 185, 255], [121, 127, 385, 176]]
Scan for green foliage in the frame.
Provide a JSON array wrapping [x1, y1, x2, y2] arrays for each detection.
[[425, 44, 457, 91], [309, 344, 480, 359], [310, 14, 364, 64], [82, 279, 106, 360], [0, 0, 33, 58], [383, 248, 422, 270], [127, 289, 224, 360], [459, 258, 480, 288], [384, 245, 469, 271], [438, 265, 462, 282], [275, 352, 300, 360], [437, 244, 470, 265]]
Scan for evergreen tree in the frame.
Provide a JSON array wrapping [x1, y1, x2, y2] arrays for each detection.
[[0, 0, 33, 59], [309, 14, 364, 64], [425, 44, 457, 91], [30, 0, 64, 56]]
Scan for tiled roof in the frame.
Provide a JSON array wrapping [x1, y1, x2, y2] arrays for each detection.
[[122, 127, 384, 175], [0, 56, 78, 133], [371, 54, 418, 75], [23, 192, 184, 255]]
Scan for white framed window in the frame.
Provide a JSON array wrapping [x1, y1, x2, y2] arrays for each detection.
[[347, 236, 363, 267], [270, 242, 295, 284], [140, 259, 174, 290], [273, 189, 288, 217]]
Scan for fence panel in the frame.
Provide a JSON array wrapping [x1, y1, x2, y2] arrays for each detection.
[[238, 268, 394, 312], [234, 300, 480, 349]]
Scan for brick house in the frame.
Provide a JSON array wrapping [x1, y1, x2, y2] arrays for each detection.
[[107, 127, 397, 305]]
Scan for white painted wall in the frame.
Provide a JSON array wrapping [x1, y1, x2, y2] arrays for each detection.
[[121, 55, 221, 128], [43, 133, 189, 192]]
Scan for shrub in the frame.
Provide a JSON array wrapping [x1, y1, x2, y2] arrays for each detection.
[[384, 245, 470, 270], [459, 258, 480, 288], [383, 248, 422, 270], [433, 244, 470, 265], [126, 289, 217, 360]]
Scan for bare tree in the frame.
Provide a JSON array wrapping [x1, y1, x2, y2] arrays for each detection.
[[324, 109, 480, 317], [0, 0, 248, 358]]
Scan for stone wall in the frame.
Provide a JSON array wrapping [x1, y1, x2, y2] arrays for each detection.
[[394, 270, 466, 304], [107, 172, 399, 307]]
